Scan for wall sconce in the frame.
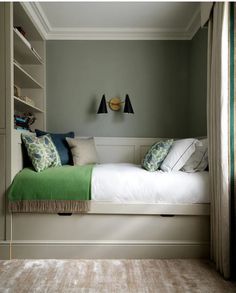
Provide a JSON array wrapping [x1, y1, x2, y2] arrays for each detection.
[[97, 94, 134, 114]]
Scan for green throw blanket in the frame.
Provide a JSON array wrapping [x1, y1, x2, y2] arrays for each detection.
[[8, 165, 93, 213]]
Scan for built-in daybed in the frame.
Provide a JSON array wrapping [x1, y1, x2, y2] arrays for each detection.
[[4, 133, 210, 260]]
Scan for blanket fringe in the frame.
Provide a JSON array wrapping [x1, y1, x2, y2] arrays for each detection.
[[8, 200, 90, 213]]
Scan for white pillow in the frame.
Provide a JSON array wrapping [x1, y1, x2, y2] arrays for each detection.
[[160, 138, 199, 172], [66, 137, 98, 166], [182, 139, 208, 172]]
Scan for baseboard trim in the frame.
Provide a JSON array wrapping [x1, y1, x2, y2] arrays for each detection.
[[0, 242, 11, 260], [0, 240, 210, 259]]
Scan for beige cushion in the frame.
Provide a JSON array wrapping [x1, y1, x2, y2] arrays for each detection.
[[66, 137, 98, 166]]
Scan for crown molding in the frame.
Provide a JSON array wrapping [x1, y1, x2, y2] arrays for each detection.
[[47, 27, 195, 40], [185, 7, 201, 39], [21, 2, 50, 39], [24, 3, 201, 41]]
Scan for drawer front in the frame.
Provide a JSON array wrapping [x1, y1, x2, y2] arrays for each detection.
[[12, 213, 210, 242]]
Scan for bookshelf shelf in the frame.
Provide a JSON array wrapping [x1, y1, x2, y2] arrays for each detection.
[[14, 62, 43, 89], [14, 29, 43, 65], [14, 96, 44, 113]]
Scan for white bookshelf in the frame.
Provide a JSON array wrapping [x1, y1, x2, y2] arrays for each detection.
[[0, 3, 46, 256], [12, 2, 46, 132]]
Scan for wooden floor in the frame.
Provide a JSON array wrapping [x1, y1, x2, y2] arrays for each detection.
[[0, 259, 235, 292]]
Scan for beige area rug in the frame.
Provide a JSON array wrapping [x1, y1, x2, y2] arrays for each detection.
[[0, 259, 235, 293]]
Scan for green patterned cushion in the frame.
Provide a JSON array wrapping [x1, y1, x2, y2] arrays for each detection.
[[22, 134, 61, 172], [142, 139, 174, 172]]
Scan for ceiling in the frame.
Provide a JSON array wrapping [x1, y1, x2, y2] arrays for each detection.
[[23, 2, 201, 40]]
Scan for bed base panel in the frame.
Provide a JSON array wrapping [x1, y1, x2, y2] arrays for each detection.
[[0, 207, 210, 259]]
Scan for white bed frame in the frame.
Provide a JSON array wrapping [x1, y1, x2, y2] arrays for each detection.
[[0, 132, 210, 259]]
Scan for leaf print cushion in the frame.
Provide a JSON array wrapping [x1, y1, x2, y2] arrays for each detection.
[[142, 139, 173, 172], [21, 133, 61, 172]]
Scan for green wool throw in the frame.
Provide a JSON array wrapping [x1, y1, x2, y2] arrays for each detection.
[[8, 165, 93, 213]]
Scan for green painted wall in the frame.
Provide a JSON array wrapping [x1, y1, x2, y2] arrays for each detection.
[[188, 28, 208, 137], [46, 32, 207, 138]]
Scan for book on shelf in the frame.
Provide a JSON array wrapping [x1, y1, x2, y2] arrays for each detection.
[[15, 116, 27, 123], [15, 126, 30, 132]]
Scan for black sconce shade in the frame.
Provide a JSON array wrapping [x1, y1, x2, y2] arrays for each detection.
[[97, 94, 108, 114], [124, 94, 134, 114]]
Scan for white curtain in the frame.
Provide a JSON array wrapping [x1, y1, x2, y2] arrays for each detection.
[[207, 2, 231, 278]]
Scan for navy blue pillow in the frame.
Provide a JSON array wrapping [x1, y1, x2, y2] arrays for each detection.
[[35, 129, 74, 165]]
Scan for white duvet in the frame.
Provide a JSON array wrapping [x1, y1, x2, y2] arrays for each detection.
[[91, 163, 209, 204]]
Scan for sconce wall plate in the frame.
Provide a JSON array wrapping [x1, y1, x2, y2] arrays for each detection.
[[97, 94, 134, 114], [108, 97, 122, 111]]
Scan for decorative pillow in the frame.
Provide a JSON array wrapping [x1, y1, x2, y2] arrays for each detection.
[[142, 140, 174, 171], [182, 139, 208, 172], [66, 137, 98, 166], [35, 129, 74, 165], [160, 138, 199, 172], [22, 134, 61, 172]]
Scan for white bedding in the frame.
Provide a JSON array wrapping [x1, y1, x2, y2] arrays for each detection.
[[92, 163, 209, 204]]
